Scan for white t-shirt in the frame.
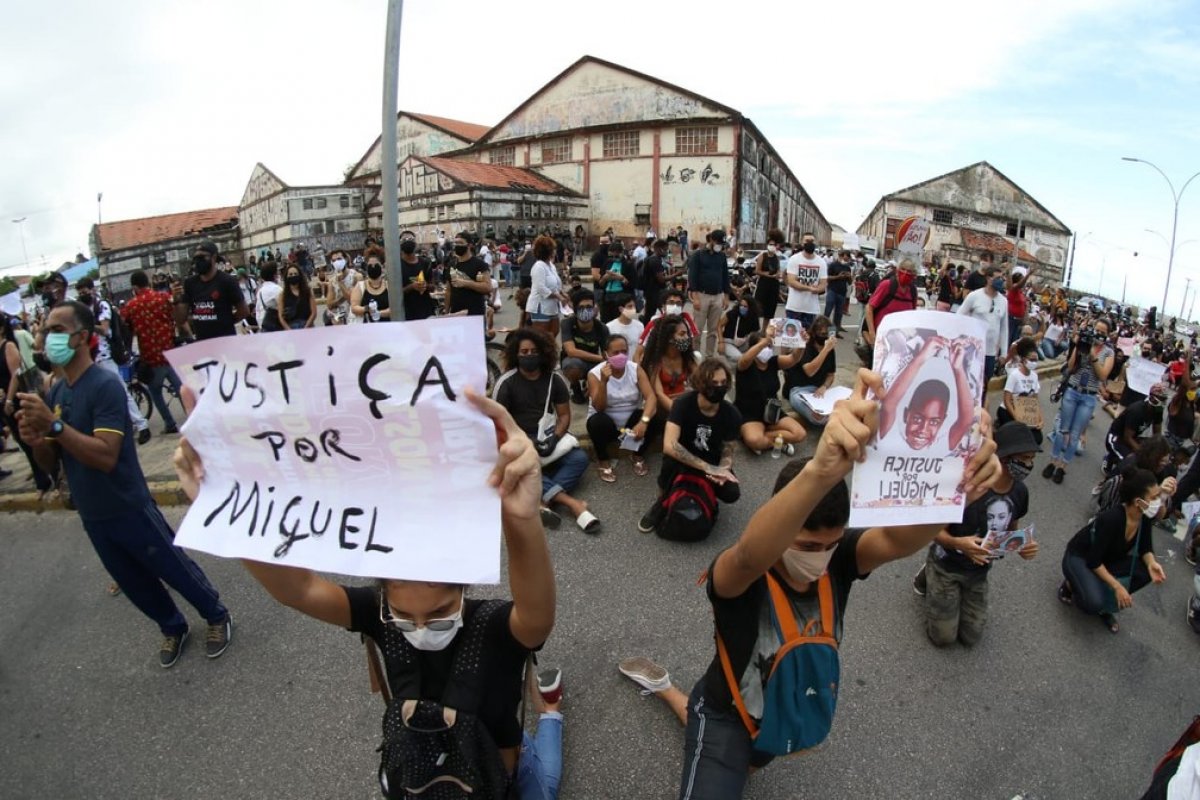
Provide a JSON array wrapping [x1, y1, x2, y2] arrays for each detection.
[[1044, 323, 1065, 343], [256, 281, 283, 326], [1004, 367, 1040, 397], [606, 316, 644, 345], [587, 361, 643, 426], [785, 253, 826, 315], [957, 288, 1009, 357]]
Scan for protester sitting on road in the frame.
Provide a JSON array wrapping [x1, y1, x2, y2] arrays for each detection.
[[642, 315, 697, 416], [1103, 383, 1166, 475], [618, 372, 1000, 798], [1164, 361, 1196, 453], [560, 289, 609, 405], [604, 293, 644, 348], [1044, 316, 1114, 485], [734, 331, 806, 455], [352, 247, 391, 323], [1059, 467, 1168, 634], [277, 262, 316, 330], [1090, 436, 1177, 520], [914, 422, 1039, 647], [17, 301, 232, 668], [494, 327, 599, 535], [635, 288, 698, 363], [716, 292, 759, 363], [784, 315, 839, 427], [526, 234, 565, 338], [586, 333, 660, 484], [1040, 312, 1069, 359], [637, 358, 743, 536], [173, 386, 562, 797]]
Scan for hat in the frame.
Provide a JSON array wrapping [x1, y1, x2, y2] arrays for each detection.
[[994, 422, 1041, 458], [196, 240, 218, 256], [710, 229, 727, 245], [236, 267, 247, 276]]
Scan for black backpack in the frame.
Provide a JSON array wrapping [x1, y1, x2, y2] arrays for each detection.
[[372, 599, 515, 800], [657, 473, 718, 542], [854, 277, 916, 366], [97, 300, 132, 365]]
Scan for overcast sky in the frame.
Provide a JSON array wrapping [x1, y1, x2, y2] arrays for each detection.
[[2, 0, 1198, 313]]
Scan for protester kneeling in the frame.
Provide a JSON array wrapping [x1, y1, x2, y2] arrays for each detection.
[[638, 358, 742, 541], [586, 334, 661, 483], [734, 329, 806, 455]]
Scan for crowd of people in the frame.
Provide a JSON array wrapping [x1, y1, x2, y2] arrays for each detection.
[[2, 225, 1197, 799]]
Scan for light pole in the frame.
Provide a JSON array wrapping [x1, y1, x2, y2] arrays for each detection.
[[1184, 277, 1194, 321], [1122, 157, 1200, 322], [11, 217, 29, 271], [380, 0, 406, 320], [97, 192, 103, 226]]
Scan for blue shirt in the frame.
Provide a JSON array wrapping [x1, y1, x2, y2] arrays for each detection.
[[687, 248, 730, 295], [47, 364, 152, 520]]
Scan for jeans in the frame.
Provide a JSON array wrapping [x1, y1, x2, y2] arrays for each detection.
[[982, 356, 997, 403], [147, 364, 183, 430], [823, 291, 846, 328], [677, 678, 773, 800], [541, 447, 589, 504], [1008, 316, 1024, 350], [1061, 550, 1150, 615], [501, 262, 515, 287], [695, 292, 725, 357], [516, 712, 563, 800], [82, 503, 228, 636], [788, 385, 828, 426], [95, 358, 148, 431], [1052, 387, 1097, 465], [1040, 339, 1068, 359], [924, 552, 989, 646]]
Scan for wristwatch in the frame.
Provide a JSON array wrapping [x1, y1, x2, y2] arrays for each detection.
[[46, 419, 64, 439], [640, 415, 652, 424]]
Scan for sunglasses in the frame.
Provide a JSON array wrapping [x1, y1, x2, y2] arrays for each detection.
[[379, 590, 463, 632]]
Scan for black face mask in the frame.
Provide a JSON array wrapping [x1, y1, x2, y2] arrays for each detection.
[[367, 265, 383, 280], [517, 354, 541, 373], [33, 352, 52, 372], [41, 291, 58, 308], [152, 281, 169, 291], [77, 292, 94, 305], [401, 240, 417, 255], [454, 245, 469, 256], [286, 275, 301, 285], [702, 385, 728, 403], [192, 255, 212, 276], [802, 243, 815, 254]]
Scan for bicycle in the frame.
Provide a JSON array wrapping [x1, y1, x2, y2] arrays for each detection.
[[122, 355, 183, 422]]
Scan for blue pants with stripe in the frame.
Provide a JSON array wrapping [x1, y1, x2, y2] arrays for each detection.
[[678, 677, 773, 799]]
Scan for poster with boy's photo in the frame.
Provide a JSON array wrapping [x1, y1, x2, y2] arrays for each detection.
[[849, 310, 988, 527]]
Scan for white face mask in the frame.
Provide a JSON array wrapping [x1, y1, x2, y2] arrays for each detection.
[[713, 244, 724, 253], [332, 258, 346, 271], [620, 306, 636, 320], [1024, 359, 1037, 372], [665, 304, 683, 316], [1140, 497, 1163, 519], [767, 245, 777, 255], [782, 546, 836, 583], [756, 346, 774, 363], [399, 604, 464, 651]]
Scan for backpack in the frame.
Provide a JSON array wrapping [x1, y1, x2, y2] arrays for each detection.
[[98, 300, 132, 365], [370, 599, 514, 800], [854, 277, 915, 366], [657, 472, 717, 542], [716, 572, 840, 756]]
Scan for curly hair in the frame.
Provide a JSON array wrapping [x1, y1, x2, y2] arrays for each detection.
[[503, 327, 558, 374], [642, 314, 694, 380]]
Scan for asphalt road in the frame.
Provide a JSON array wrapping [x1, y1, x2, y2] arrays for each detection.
[[1, 299, 1197, 799]]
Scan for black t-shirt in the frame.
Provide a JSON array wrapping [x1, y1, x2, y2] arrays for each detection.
[[400, 256, 437, 321], [448, 257, 490, 316], [964, 270, 987, 292], [1109, 400, 1162, 442], [785, 346, 836, 392], [937, 274, 956, 304], [641, 254, 667, 293], [701, 530, 867, 716], [932, 482, 1029, 574], [492, 370, 568, 440], [182, 271, 242, 339], [344, 587, 530, 749], [518, 252, 536, 289], [735, 357, 780, 420], [826, 261, 851, 295], [667, 390, 744, 466], [560, 316, 608, 360], [754, 255, 781, 301], [1067, 506, 1153, 573], [1168, 398, 1197, 440]]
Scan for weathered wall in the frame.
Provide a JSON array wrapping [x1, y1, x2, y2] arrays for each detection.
[[737, 128, 829, 247], [892, 163, 1067, 234], [657, 155, 736, 235], [352, 116, 474, 179]]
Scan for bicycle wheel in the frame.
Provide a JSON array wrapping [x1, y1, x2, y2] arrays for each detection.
[[131, 383, 153, 421]]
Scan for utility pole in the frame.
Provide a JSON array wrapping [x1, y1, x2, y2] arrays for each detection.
[[97, 192, 103, 226], [1122, 157, 1200, 323], [380, 0, 406, 320], [1184, 277, 1194, 321], [1122, 273, 1128, 304]]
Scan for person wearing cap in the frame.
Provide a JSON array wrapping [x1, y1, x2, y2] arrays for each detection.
[[35, 272, 68, 310], [687, 228, 732, 357], [177, 241, 249, 341], [914, 421, 1040, 646], [1103, 383, 1165, 475]]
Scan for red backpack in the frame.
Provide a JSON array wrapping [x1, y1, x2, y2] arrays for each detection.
[[657, 473, 717, 542]]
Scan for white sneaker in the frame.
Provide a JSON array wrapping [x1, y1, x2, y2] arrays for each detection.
[[618, 656, 671, 694]]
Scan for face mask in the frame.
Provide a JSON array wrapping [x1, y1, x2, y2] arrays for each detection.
[[713, 244, 723, 253], [401, 611, 464, 652], [767, 245, 777, 255], [673, 336, 692, 353], [756, 346, 774, 363], [620, 306, 635, 320], [896, 271, 914, 287], [598, 244, 610, 255], [286, 274, 301, 285], [41, 291, 57, 307], [332, 258, 347, 271], [1188, 390, 1197, 402], [782, 546, 835, 583], [1140, 497, 1162, 519], [77, 292, 93, 305], [45, 331, 77, 366], [608, 352, 629, 370], [367, 265, 383, 280], [665, 303, 683, 315], [577, 307, 596, 323], [400, 241, 417, 255], [517, 354, 541, 373], [454, 244, 469, 256], [991, 277, 1006, 291], [702, 385, 728, 403], [738, 306, 749, 317], [1024, 359, 1038, 371], [802, 243, 815, 254], [1006, 459, 1032, 482], [192, 255, 211, 276]]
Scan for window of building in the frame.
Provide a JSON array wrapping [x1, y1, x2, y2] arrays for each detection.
[[315, 197, 328, 210], [340, 195, 350, 209], [932, 208, 954, 225], [302, 198, 313, 211], [492, 146, 516, 167], [541, 137, 571, 164], [602, 130, 640, 158], [427, 206, 436, 221], [676, 125, 719, 155], [1006, 221, 1027, 238], [437, 205, 447, 220], [352, 195, 362, 208]]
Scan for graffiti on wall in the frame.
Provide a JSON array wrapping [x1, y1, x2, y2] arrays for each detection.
[[660, 163, 722, 185]]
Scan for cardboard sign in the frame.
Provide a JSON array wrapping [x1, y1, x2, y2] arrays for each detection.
[[1009, 395, 1043, 429], [1125, 356, 1167, 396], [850, 310, 987, 527], [165, 317, 500, 584]]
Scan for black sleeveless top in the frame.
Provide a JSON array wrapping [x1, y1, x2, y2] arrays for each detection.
[[361, 281, 390, 322]]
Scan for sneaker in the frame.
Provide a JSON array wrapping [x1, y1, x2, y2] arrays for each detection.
[[205, 615, 232, 659], [1188, 598, 1200, 635], [1052, 467, 1065, 485], [912, 565, 927, 597], [637, 500, 665, 533], [537, 668, 563, 705], [618, 656, 671, 694], [160, 627, 189, 669], [1042, 463, 1056, 480], [540, 506, 562, 530], [137, 428, 152, 446], [162, 425, 179, 435], [1057, 581, 1074, 606]]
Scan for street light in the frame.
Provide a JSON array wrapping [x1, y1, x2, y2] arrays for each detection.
[[1122, 156, 1200, 323], [11, 217, 29, 271]]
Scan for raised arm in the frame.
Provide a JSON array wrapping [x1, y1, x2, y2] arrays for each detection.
[[879, 337, 944, 440], [946, 342, 976, 450]]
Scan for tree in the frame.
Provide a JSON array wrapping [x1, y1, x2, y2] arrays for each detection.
[[0, 276, 17, 296]]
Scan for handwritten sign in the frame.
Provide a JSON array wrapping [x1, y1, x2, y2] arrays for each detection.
[[1116, 337, 1136, 357], [771, 317, 806, 350], [850, 310, 987, 527], [165, 317, 500, 584], [1124, 356, 1166, 396], [0, 290, 20, 316]]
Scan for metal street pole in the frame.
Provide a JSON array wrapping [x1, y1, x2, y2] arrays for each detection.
[[381, 0, 406, 321], [1099, 253, 1107, 297], [97, 192, 103, 226], [1183, 277, 1193, 321], [1122, 273, 1128, 304], [1122, 157, 1200, 324], [11, 217, 29, 271]]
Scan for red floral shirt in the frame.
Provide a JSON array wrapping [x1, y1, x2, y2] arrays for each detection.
[[121, 288, 176, 367]]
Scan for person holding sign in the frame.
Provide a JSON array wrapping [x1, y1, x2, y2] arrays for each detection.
[[1059, 468, 1168, 634], [1043, 317, 1114, 485], [913, 422, 1040, 646], [617, 370, 1000, 799], [784, 315, 839, 427], [16, 301, 232, 668], [172, 384, 563, 798], [999, 337, 1043, 442]]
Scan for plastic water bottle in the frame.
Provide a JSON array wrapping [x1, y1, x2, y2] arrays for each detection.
[[368, 299, 380, 322], [771, 434, 784, 459]]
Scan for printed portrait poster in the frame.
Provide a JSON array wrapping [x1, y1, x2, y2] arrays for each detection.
[[771, 317, 806, 350], [849, 310, 988, 527], [165, 317, 501, 584]]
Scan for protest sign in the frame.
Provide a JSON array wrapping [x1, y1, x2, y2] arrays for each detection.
[[895, 216, 931, 258], [1117, 337, 1136, 357], [982, 524, 1034, 560], [795, 386, 852, 418], [1009, 395, 1043, 429], [1125, 356, 1167, 396], [166, 317, 500, 584], [771, 317, 805, 350], [0, 290, 20, 316], [849, 310, 987, 528]]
